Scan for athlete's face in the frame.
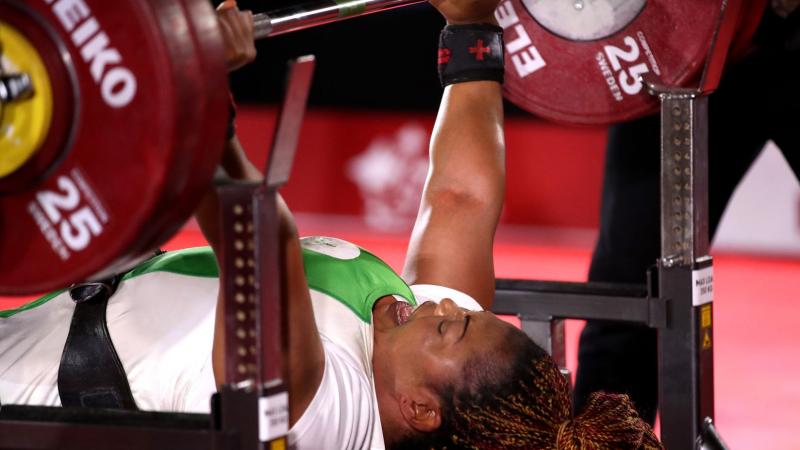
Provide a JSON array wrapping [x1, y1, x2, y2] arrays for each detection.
[[375, 298, 516, 394]]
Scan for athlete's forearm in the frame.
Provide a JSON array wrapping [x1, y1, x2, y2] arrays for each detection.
[[203, 145, 323, 423], [195, 136, 263, 254], [402, 80, 505, 306], [219, 136, 263, 182], [427, 81, 505, 207]]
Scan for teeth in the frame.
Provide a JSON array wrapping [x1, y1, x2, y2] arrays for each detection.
[[396, 302, 413, 325]]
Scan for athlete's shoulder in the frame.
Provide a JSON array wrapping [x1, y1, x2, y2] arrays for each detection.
[[124, 247, 218, 280], [301, 236, 416, 322]]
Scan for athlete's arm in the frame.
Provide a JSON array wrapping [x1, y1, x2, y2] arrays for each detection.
[[402, 3, 505, 309], [194, 0, 324, 425], [193, 137, 261, 252], [196, 136, 325, 424]]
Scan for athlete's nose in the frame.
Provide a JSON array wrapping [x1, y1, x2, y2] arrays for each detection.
[[434, 298, 464, 317]]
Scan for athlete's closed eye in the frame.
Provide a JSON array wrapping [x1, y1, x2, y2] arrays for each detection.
[[457, 316, 470, 343]]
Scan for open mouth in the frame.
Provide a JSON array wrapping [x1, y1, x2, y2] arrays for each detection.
[[394, 301, 414, 325]]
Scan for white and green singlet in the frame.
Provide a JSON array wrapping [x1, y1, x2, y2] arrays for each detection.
[[292, 236, 482, 450], [291, 236, 416, 450], [0, 237, 482, 450], [0, 248, 220, 412]]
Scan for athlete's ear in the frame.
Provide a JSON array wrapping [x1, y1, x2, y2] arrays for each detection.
[[399, 390, 442, 432]]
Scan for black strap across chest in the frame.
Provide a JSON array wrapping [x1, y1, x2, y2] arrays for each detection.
[[57, 275, 137, 410]]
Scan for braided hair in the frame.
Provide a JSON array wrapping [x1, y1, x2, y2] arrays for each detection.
[[391, 326, 663, 450]]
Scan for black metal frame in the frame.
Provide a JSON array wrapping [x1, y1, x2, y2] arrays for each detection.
[[489, 3, 747, 446], [492, 86, 723, 450]]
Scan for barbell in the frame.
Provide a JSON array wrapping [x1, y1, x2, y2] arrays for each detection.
[[0, 0, 766, 294]]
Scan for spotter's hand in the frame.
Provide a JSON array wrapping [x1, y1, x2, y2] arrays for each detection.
[[217, 0, 256, 72]]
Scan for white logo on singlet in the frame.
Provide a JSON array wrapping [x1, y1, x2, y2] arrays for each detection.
[[302, 237, 361, 260]]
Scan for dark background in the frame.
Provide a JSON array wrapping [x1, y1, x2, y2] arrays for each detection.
[[223, 1, 447, 110]]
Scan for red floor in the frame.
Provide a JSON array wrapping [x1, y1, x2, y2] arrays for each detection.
[[2, 219, 799, 448]]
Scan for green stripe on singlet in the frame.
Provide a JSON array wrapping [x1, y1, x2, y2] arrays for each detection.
[[122, 247, 218, 279], [0, 247, 218, 318], [335, 0, 366, 17], [0, 290, 65, 319], [301, 241, 416, 323]]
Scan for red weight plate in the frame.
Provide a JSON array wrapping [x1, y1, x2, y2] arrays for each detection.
[[142, 0, 228, 247], [97, 0, 200, 273], [500, 0, 725, 124], [109, 0, 228, 272], [0, 0, 192, 294]]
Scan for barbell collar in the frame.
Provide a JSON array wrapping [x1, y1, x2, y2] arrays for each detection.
[[253, 0, 426, 39], [0, 73, 33, 103]]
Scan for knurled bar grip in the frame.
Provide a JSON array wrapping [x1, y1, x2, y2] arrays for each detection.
[[253, 0, 426, 39]]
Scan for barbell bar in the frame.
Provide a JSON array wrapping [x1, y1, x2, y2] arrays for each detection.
[[253, 0, 427, 39]]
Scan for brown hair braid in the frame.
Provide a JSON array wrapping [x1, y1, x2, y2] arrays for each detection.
[[556, 392, 663, 449], [392, 326, 663, 450]]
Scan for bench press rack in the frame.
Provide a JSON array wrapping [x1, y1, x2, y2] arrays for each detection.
[[492, 78, 727, 450], [491, 6, 747, 447]]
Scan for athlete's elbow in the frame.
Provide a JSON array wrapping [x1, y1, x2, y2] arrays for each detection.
[[425, 173, 504, 215]]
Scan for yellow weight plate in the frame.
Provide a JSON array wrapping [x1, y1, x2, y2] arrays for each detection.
[[0, 20, 53, 178]]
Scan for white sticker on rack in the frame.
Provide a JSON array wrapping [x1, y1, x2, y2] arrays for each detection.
[[259, 392, 289, 442], [692, 266, 714, 306]]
